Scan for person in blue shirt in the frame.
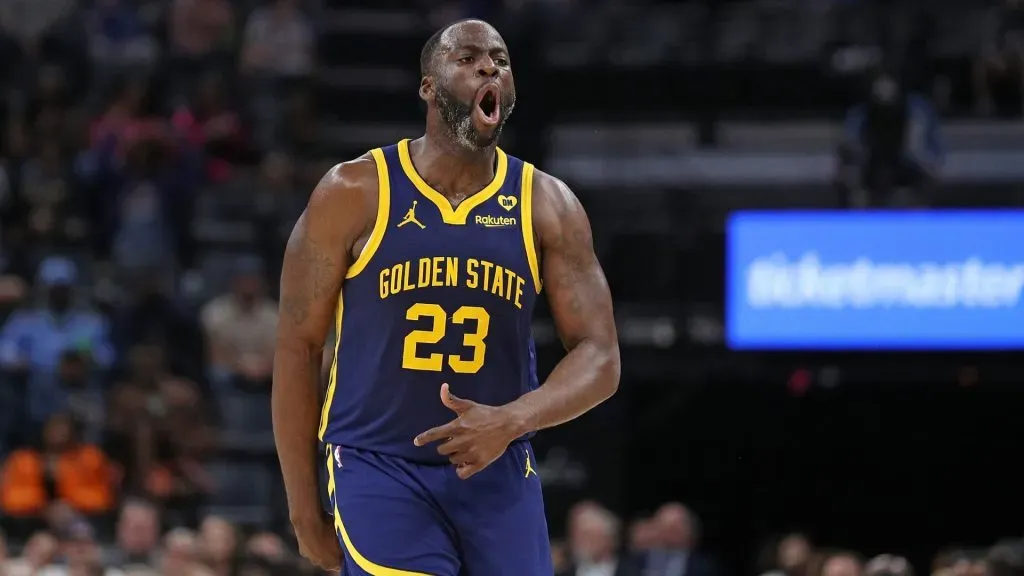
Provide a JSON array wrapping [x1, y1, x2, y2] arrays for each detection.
[[838, 69, 944, 207], [0, 256, 114, 441]]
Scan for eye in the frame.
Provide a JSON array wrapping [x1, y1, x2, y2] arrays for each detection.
[[495, 58, 509, 66], [458, 56, 474, 64]]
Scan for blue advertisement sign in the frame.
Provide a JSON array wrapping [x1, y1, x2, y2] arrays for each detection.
[[726, 211, 1024, 350]]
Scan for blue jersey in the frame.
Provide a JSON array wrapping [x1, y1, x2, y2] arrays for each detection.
[[318, 139, 542, 463]]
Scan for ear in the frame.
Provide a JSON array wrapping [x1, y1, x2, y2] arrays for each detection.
[[419, 76, 433, 103]]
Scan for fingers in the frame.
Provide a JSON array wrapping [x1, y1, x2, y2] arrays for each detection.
[[440, 382, 475, 413], [413, 420, 458, 447], [455, 463, 482, 480]]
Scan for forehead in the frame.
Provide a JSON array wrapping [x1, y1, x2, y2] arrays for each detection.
[[440, 21, 506, 53]]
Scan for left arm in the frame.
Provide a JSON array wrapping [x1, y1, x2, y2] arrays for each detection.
[[414, 171, 619, 477], [502, 171, 620, 434]]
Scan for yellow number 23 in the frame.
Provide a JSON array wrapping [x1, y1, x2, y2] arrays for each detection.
[[402, 303, 490, 374]]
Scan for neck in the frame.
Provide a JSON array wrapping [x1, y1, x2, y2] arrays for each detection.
[[413, 127, 497, 198]]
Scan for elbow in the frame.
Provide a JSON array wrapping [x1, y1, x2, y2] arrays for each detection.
[[595, 340, 621, 401]]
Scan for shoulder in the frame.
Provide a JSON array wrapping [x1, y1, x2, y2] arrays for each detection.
[[528, 168, 591, 245], [307, 153, 380, 221]]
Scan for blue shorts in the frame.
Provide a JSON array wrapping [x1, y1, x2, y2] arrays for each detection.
[[324, 441, 552, 576]]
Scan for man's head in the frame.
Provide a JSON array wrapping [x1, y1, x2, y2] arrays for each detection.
[[568, 502, 620, 564], [117, 499, 160, 557], [37, 256, 77, 313], [231, 256, 265, 306], [419, 19, 516, 151], [654, 502, 697, 551], [42, 413, 75, 452]]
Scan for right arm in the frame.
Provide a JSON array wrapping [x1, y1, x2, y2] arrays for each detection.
[[272, 156, 376, 526]]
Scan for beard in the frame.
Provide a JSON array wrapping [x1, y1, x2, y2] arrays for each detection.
[[434, 82, 516, 151]]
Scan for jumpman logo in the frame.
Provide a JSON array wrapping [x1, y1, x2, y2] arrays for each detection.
[[398, 200, 426, 229], [523, 449, 538, 478]]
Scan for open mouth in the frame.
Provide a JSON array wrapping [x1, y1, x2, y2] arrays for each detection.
[[474, 85, 501, 126]]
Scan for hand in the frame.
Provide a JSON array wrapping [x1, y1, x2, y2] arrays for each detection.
[[414, 383, 523, 479], [291, 513, 341, 572]]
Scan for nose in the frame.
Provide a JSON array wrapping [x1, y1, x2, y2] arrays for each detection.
[[476, 58, 498, 78]]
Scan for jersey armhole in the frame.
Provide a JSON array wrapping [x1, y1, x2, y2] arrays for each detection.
[[346, 148, 391, 279], [520, 163, 542, 294]]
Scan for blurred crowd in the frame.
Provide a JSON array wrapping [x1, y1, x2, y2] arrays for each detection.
[[0, 0, 323, 567]]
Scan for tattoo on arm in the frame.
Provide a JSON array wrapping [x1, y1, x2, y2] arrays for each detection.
[[280, 224, 339, 328], [540, 178, 614, 351]]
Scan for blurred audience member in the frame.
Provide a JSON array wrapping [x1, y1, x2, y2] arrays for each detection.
[[0, 0, 76, 74], [985, 542, 1024, 576], [975, 0, 1024, 117], [160, 528, 199, 576], [200, 257, 276, 392], [172, 71, 249, 183], [39, 520, 124, 576], [627, 517, 658, 561], [86, 0, 159, 70], [240, 0, 315, 80], [197, 516, 237, 576], [820, 551, 864, 576], [838, 69, 943, 207], [0, 256, 113, 434], [560, 501, 637, 576], [864, 554, 913, 576], [168, 0, 233, 71], [0, 414, 116, 524], [111, 499, 159, 569], [6, 531, 59, 576], [639, 502, 717, 576]]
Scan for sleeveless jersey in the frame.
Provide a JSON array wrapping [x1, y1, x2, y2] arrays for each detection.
[[317, 139, 542, 463]]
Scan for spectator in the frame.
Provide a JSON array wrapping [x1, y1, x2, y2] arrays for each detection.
[[864, 554, 913, 576], [627, 517, 658, 563], [820, 551, 864, 576], [560, 501, 638, 576], [5, 531, 59, 576], [111, 499, 160, 569], [0, 256, 113, 432], [0, 0, 76, 78], [639, 502, 717, 576], [200, 257, 276, 393], [0, 413, 117, 521], [171, 71, 250, 183], [168, 0, 234, 95], [240, 0, 315, 80], [39, 520, 125, 576], [197, 516, 237, 576], [838, 68, 943, 207], [160, 528, 199, 576], [58, 351, 105, 444], [974, 0, 1024, 118], [106, 345, 212, 517], [86, 0, 159, 71]]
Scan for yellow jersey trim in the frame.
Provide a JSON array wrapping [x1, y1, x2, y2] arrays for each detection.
[[396, 139, 508, 225], [326, 446, 431, 576], [520, 163, 542, 293], [317, 292, 344, 440], [347, 148, 391, 279]]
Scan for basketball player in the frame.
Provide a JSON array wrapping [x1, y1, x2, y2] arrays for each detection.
[[272, 19, 620, 576]]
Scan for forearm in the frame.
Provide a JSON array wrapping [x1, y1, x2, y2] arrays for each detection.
[[272, 340, 323, 516], [505, 338, 619, 435]]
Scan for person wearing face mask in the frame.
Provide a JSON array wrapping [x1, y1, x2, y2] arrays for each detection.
[[0, 257, 115, 437], [837, 68, 944, 207]]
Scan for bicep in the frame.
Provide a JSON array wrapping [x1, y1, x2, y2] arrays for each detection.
[[277, 167, 367, 345], [278, 211, 348, 345], [538, 182, 616, 350]]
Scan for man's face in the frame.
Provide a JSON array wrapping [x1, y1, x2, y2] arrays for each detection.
[[424, 21, 517, 151]]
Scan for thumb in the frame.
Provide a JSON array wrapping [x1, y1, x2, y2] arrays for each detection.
[[440, 383, 473, 413]]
